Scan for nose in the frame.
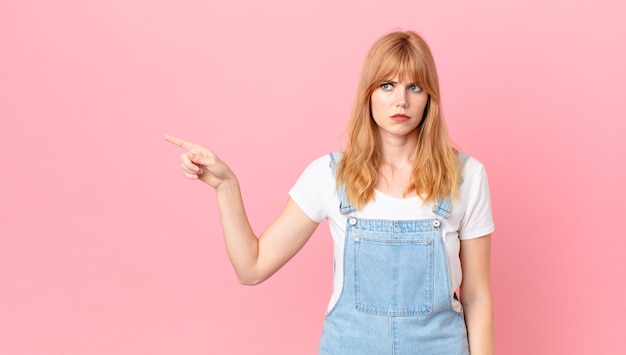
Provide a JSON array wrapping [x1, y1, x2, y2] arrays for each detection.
[[395, 88, 409, 108]]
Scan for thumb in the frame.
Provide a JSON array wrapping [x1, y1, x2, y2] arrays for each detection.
[[189, 153, 215, 166]]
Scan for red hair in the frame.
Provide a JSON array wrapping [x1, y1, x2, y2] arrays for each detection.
[[337, 31, 461, 208]]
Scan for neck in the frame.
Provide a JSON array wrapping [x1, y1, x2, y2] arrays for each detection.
[[378, 133, 418, 168]]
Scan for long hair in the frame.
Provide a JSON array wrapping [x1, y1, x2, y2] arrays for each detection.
[[336, 31, 461, 209]]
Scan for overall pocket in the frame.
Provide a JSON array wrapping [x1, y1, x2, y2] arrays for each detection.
[[353, 233, 434, 316]]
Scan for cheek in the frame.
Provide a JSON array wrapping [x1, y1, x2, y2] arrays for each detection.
[[369, 101, 383, 123], [412, 95, 429, 114], [369, 93, 386, 119]]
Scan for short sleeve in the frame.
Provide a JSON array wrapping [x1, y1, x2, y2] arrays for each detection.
[[458, 160, 495, 240], [288, 155, 336, 223]]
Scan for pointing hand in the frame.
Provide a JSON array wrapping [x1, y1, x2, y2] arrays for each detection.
[[164, 134, 235, 189]]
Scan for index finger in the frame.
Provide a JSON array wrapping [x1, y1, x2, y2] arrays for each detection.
[[164, 134, 197, 150]]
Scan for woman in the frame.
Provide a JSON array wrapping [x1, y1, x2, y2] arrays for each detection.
[[165, 31, 494, 354]]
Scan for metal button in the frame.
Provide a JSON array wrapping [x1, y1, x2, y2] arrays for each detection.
[[354, 236, 359, 241], [349, 217, 357, 226], [433, 220, 441, 228]]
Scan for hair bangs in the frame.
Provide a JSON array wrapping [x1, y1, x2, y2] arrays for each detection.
[[339, 31, 458, 208], [367, 42, 430, 96]]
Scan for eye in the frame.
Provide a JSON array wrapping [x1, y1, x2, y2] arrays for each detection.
[[408, 84, 422, 92], [380, 82, 393, 91]]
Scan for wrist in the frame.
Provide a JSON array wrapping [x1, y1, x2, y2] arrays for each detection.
[[216, 176, 239, 193]]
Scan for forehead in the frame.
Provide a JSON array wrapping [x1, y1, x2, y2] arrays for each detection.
[[384, 74, 417, 83], [376, 56, 424, 84], [377, 71, 423, 88]]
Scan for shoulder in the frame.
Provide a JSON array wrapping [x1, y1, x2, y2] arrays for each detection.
[[456, 154, 495, 239], [457, 154, 492, 207], [301, 153, 336, 176], [300, 152, 349, 176], [463, 154, 485, 171], [291, 153, 342, 191], [289, 153, 341, 222], [461, 155, 488, 184]]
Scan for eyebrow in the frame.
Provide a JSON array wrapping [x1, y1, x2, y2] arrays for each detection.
[[383, 80, 418, 85]]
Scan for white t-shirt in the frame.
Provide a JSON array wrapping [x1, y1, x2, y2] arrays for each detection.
[[289, 154, 495, 313]]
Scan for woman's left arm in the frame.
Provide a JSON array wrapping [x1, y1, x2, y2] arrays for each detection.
[[460, 234, 494, 355]]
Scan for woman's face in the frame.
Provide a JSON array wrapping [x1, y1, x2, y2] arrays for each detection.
[[370, 75, 429, 140]]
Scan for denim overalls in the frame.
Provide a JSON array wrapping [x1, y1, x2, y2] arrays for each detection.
[[319, 153, 470, 355]]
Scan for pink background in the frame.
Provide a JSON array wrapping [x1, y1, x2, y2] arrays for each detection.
[[1, 0, 625, 354]]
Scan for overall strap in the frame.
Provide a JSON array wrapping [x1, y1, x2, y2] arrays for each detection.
[[328, 152, 356, 215], [332, 152, 469, 218], [432, 153, 470, 219]]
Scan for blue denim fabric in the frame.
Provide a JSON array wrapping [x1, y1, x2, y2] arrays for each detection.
[[320, 153, 469, 354]]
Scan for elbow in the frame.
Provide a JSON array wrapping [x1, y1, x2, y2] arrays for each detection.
[[238, 277, 262, 286], [233, 262, 274, 285], [236, 272, 267, 286], [460, 289, 493, 309]]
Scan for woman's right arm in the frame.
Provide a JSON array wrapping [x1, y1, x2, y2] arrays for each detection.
[[165, 135, 320, 285]]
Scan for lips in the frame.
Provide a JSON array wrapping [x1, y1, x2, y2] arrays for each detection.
[[391, 114, 411, 122]]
